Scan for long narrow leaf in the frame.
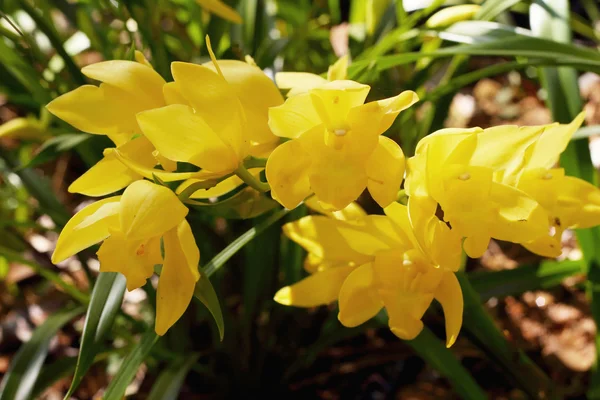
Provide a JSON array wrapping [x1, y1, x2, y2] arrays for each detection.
[[64, 272, 127, 399], [530, 2, 600, 398], [0, 307, 84, 400], [103, 328, 160, 400], [458, 273, 558, 399], [469, 260, 585, 301], [147, 353, 200, 400]]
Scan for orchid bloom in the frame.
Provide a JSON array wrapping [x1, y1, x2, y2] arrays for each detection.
[[405, 112, 592, 258], [118, 39, 283, 198], [274, 201, 463, 346], [52, 180, 199, 335], [46, 52, 168, 196], [266, 79, 418, 210]]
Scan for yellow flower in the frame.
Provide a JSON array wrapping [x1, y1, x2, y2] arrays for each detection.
[[501, 113, 600, 256], [405, 113, 590, 258], [46, 52, 168, 196], [266, 79, 418, 210], [123, 38, 283, 192], [51, 180, 200, 335], [275, 55, 349, 97], [274, 201, 463, 346]]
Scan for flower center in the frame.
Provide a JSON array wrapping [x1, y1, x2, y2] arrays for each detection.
[[334, 128, 347, 136]]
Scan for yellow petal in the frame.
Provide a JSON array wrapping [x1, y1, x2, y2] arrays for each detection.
[[46, 84, 144, 137], [274, 264, 356, 307], [163, 82, 188, 106], [265, 139, 312, 209], [268, 93, 322, 139], [463, 235, 490, 259], [309, 80, 370, 131], [205, 60, 284, 144], [327, 55, 349, 81], [338, 263, 383, 327], [306, 132, 369, 210], [153, 150, 178, 172], [304, 196, 367, 220], [557, 176, 600, 229], [156, 220, 200, 335], [366, 136, 405, 208], [283, 215, 405, 262], [69, 136, 156, 196], [195, 0, 242, 23], [434, 271, 463, 347], [171, 62, 247, 157], [82, 60, 166, 109], [52, 196, 121, 263], [523, 112, 585, 170], [97, 231, 155, 291], [134, 50, 153, 68], [119, 180, 188, 240], [489, 182, 549, 242], [523, 235, 562, 258], [384, 292, 427, 341], [366, 90, 419, 134], [136, 104, 239, 173], [276, 72, 328, 97], [177, 175, 240, 199], [111, 148, 222, 182]]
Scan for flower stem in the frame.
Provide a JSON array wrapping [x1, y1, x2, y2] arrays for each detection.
[[243, 156, 269, 169], [234, 164, 270, 192]]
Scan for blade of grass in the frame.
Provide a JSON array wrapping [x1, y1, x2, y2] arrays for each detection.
[[103, 327, 160, 400], [468, 259, 585, 301], [457, 272, 558, 399], [406, 328, 487, 400], [17, 0, 86, 85], [203, 207, 289, 278], [64, 272, 127, 399], [530, 2, 600, 398], [147, 353, 200, 400], [0, 307, 84, 400]]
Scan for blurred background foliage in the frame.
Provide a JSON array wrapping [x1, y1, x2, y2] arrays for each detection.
[[1, 0, 600, 398]]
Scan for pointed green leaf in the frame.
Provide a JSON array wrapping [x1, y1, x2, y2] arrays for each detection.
[[147, 353, 200, 400], [103, 328, 159, 400], [64, 272, 127, 399], [193, 275, 225, 341], [0, 307, 84, 400]]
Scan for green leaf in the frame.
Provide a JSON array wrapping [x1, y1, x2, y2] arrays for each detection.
[[193, 275, 225, 341], [64, 272, 127, 399], [469, 260, 585, 301], [187, 187, 279, 220], [476, 0, 523, 21], [147, 353, 200, 400], [457, 272, 558, 399], [407, 328, 487, 400], [31, 356, 78, 399], [350, 29, 600, 76], [202, 207, 289, 277], [20, 133, 91, 169], [372, 312, 487, 399], [530, 2, 600, 398], [0, 307, 84, 400], [103, 328, 160, 400]]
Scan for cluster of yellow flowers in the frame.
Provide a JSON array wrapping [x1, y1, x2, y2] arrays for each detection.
[[47, 39, 600, 343]]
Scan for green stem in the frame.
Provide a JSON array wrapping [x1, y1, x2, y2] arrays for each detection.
[[234, 164, 270, 192], [457, 272, 558, 399], [177, 176, 229, 202], [203, 208, 289, 277], [243, 156, 268, 169]]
